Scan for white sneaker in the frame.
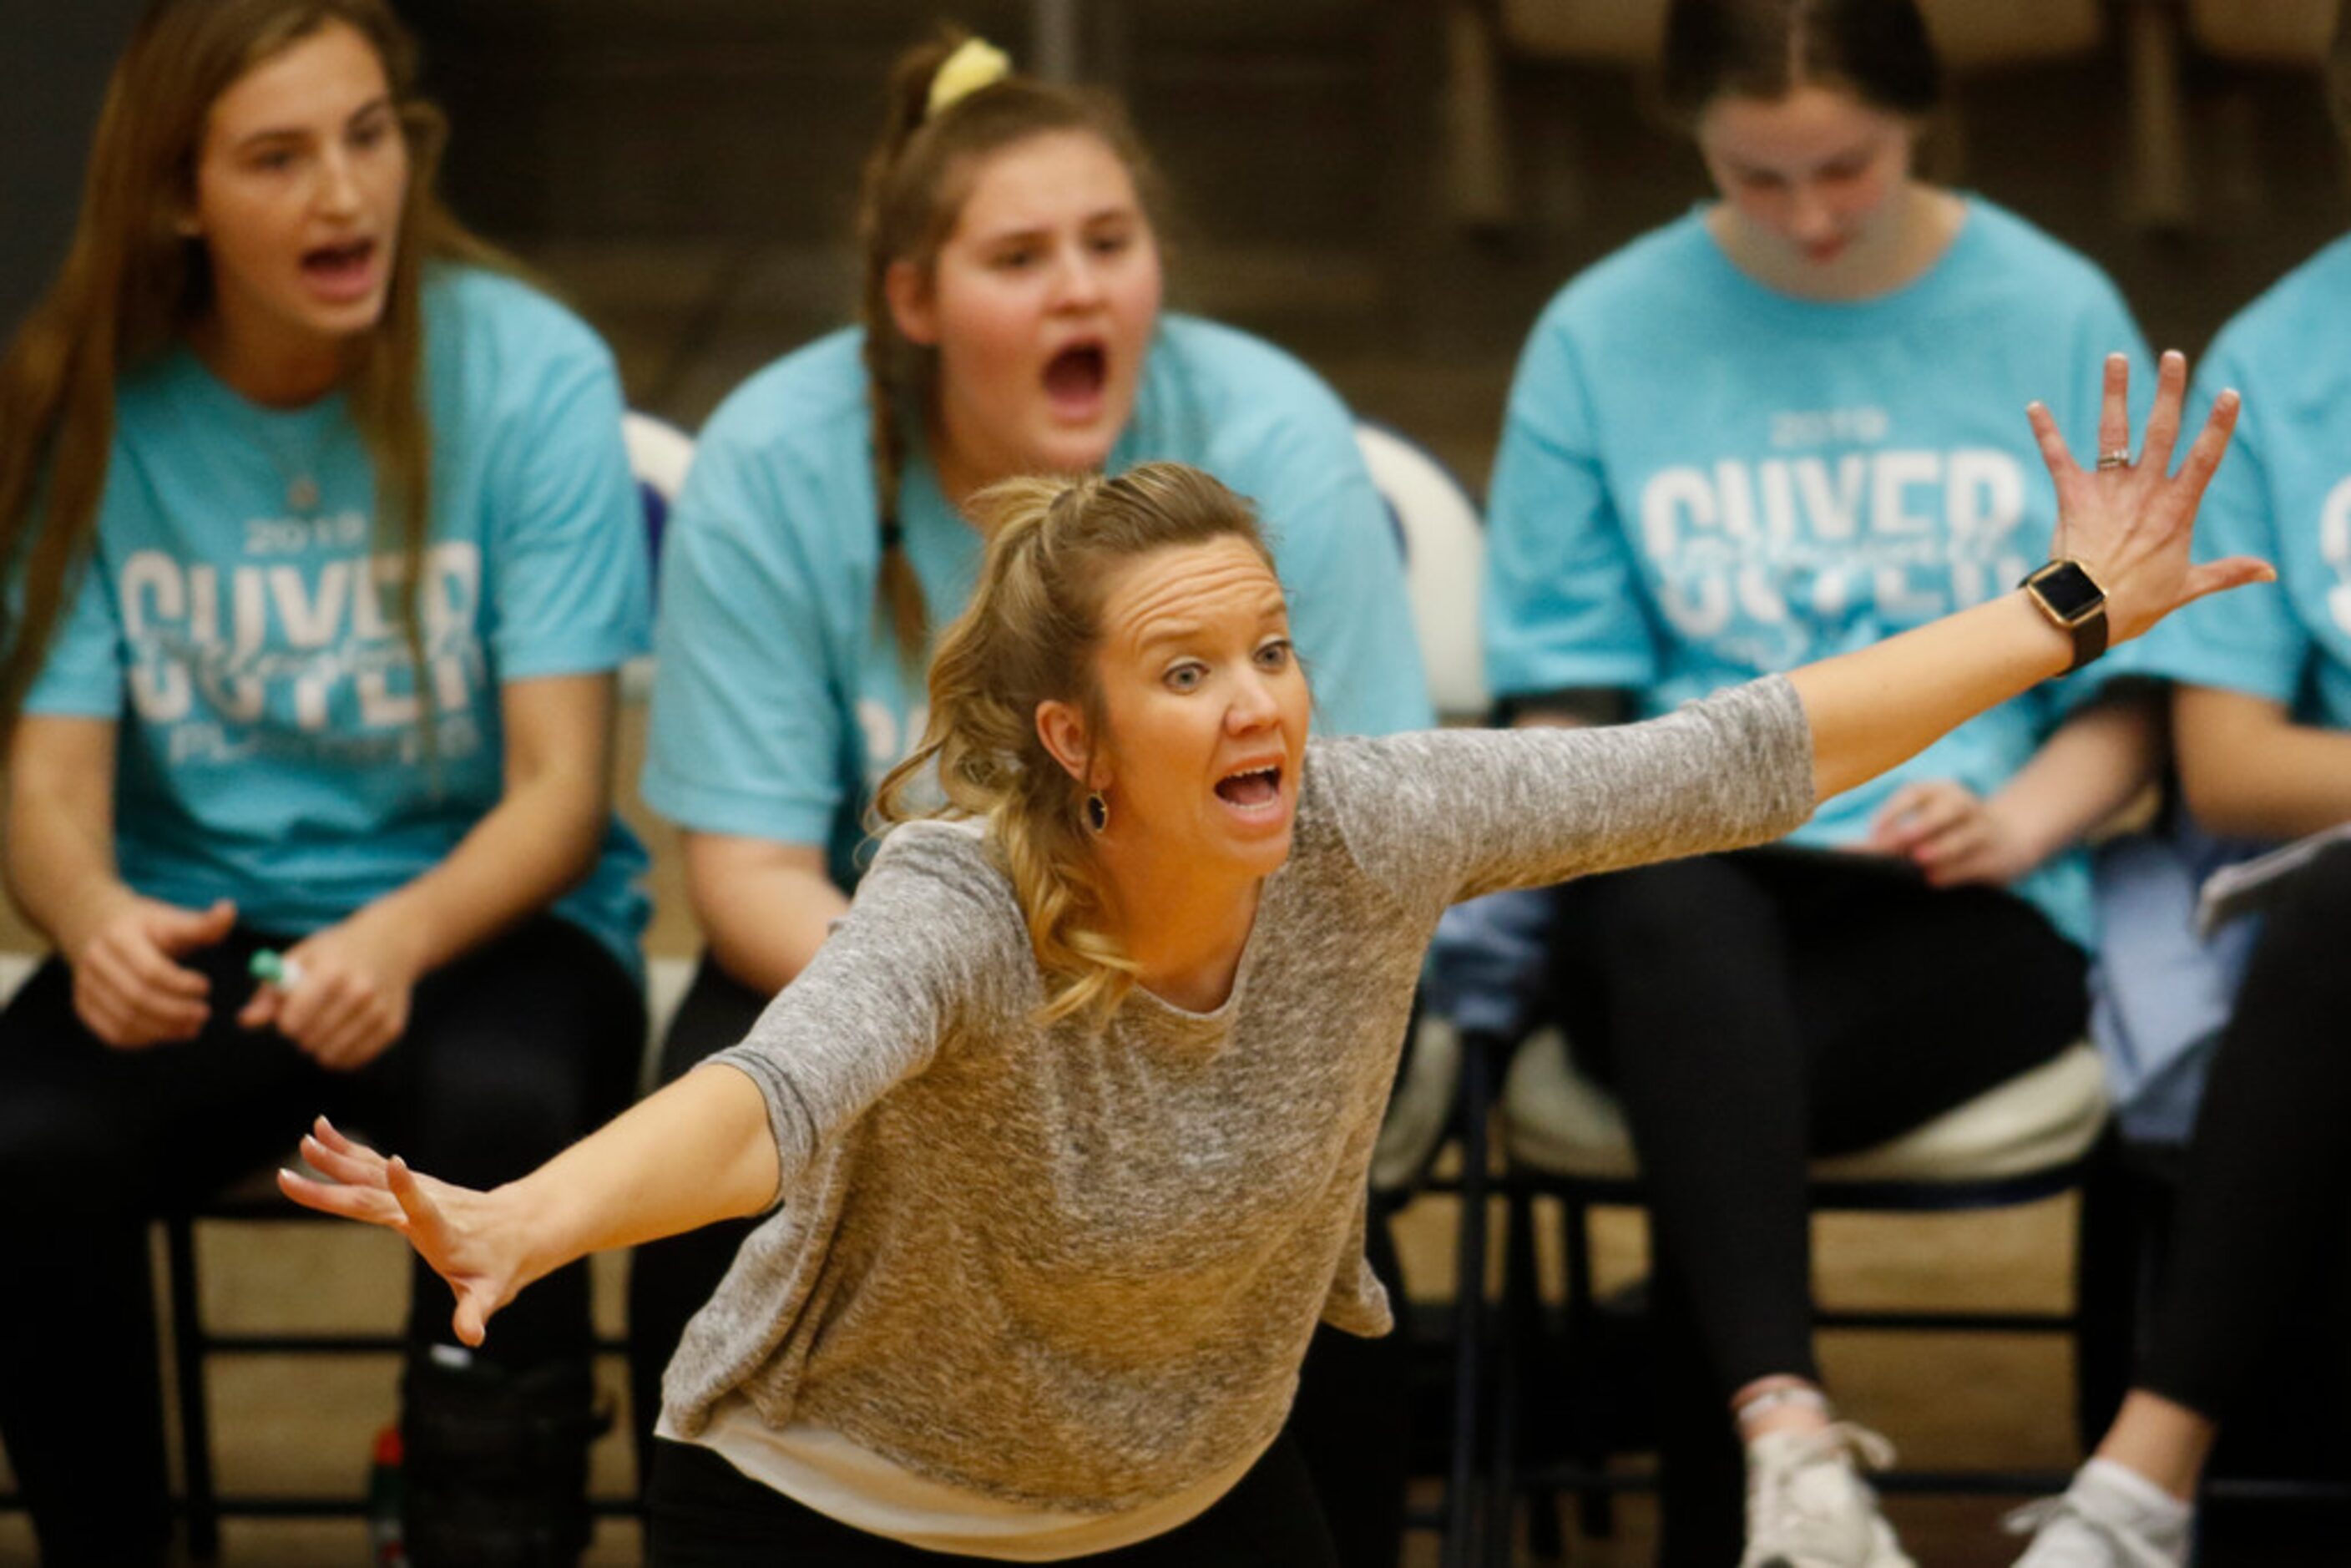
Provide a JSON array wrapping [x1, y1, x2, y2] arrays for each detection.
[[2005, 1459, 2192, 1568], [1740, 1422, 1917, 1568]]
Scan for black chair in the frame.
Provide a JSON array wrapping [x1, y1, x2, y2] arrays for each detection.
[[1483, 1024, 2134, 1565]]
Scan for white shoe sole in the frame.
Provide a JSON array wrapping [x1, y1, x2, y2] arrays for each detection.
[[1864, 1515, 1918, 1568]]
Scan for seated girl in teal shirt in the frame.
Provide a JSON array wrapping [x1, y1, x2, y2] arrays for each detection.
[[629, 29, 1432, 1563], [2012, 26, 2351, 1556], [1437, 3, 2162, 1563], [0, 3, 649, 1562]]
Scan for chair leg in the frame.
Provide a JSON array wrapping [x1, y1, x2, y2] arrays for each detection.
[[1443, 1034, 1495, 1567], [1491, 1176, 1557, 1565], [1562, 1191, 1614, 1540], [164, 1212, 220, 1562]]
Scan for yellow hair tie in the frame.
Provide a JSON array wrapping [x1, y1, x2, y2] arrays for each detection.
[[927, 37, 1013, 120]]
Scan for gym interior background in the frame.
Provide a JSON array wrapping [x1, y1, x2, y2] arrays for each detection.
[[0, 3, 2344, 1563]]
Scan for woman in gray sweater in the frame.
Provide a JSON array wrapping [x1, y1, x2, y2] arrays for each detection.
[[285, 355, 2252, 1566]]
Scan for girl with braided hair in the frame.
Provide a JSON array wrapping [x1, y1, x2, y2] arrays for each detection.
[[627, 31, 1430, 1555]]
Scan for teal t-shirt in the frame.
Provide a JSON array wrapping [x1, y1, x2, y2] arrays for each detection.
[[25, 268, 652, 975], [643, 315, 1433, 891], [2138, 233, 2351, 726], [1484, 200, 2153, 946]]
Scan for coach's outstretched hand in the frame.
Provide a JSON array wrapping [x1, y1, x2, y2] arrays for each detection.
[[2026, 348, 2269, 643], [278, 1065, 782, 1349], [280, 1116, 529, 1347], [1785, 347, 2268, 805]]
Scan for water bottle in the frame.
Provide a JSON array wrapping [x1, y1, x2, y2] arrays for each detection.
[[367, 1423, 408, 1568]]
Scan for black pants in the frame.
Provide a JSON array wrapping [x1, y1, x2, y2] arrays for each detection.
[[0, 914, 642, 1567], [645, 1434, 1338, 1566], [629, 953, 1412, 1568], [2138, 842, 2351, 1419], [1542, 847, 2087, 1560]]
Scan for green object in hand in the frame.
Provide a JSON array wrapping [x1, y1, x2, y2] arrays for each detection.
[[250, 949, 290, 984]]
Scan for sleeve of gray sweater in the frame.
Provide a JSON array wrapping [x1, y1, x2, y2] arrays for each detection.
[[701, 680, 1809, 1208], [704, 820, 1030, 1209], [1314, 675, 1816, 913]]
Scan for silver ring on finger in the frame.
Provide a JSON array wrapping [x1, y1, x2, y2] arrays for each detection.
[[2096, 448, 2133, 471]]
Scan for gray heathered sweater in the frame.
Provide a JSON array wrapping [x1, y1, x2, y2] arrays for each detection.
[[670, 676, 1813, 1514]]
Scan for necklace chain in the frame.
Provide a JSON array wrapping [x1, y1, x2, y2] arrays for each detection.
[[248, 422, 324, 516]]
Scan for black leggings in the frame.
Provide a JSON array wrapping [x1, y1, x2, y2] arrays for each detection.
[[629, 953, 1412, 1568], [0, 914, 642, 1568], [2138, 842, 2351, 1418], [1543, 847, 2089, 1393], [645, 1434, 1338, 1567], [1539, 848, 2086, 1564]]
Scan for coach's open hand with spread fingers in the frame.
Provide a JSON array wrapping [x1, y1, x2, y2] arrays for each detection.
[[1790, 348, 2269, 807], [277, 1068, 781, 1350], [279, 1115, 536, 1348], [2026, 348, 2271, 645]]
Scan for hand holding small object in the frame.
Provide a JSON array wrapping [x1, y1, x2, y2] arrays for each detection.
[[237, 908, 423, 1070], [248, 948, 306, 992]]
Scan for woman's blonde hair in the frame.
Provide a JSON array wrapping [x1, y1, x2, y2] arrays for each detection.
[[875, 462, 1274, 1026], [0, 0, 509, 732], [855, 26, 1170, 670]]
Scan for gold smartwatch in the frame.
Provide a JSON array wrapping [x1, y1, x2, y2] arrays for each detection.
[[2020, 559, 2108, 674]]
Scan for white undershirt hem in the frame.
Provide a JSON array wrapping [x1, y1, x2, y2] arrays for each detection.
[[658, 1397, 1268, 1561]]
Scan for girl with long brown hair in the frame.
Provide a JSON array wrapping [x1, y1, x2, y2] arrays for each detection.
[[626, 30, 1432, 1558], [286, 361, 2252, 1564], [0, 2, 650, 1561]]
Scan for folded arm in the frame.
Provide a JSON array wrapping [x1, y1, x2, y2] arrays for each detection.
[[2175, 684, 2351, 840], [683, 832, 848, 994], [1869, 689, 2160, 886]]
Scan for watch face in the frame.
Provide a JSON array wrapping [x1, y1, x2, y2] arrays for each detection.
[[2029, 561, 2105, 623]]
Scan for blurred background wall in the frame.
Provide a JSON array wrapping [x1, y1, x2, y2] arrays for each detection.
[[0, 0, 147, 334], [5, 0, 2342, 487]]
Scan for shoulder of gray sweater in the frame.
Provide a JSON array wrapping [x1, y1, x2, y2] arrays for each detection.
[[1304, 677, 1812, 830], [853, 819, 1035, 970]]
